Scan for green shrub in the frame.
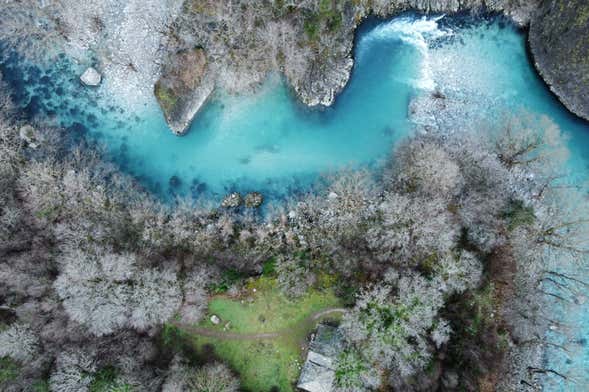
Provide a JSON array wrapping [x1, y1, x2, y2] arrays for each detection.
[[32, 380, 50, 392], [89, 367, 133, 392], [304, 15, 320, 40], [0, 357, 19, 386], [209, 269, 244, 293], [335, 349, 368, 390], [262, 257, 277, 276], [503, 200, 535, 231]]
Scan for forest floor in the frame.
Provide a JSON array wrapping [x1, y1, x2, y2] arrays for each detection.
[[173, 276, 344, 392]]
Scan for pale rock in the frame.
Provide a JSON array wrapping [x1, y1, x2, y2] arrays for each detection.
[[80, 67, 102, 86]]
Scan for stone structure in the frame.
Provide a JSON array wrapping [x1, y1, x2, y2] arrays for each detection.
[[297, 324, 344, 392]]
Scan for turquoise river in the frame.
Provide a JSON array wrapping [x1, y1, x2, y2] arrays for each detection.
[[1, 13, 588, 391]]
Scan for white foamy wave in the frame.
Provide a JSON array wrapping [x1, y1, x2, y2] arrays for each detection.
[[360, 15, 452, 90]]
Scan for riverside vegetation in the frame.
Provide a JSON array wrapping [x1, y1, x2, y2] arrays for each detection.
[[1, 69, 588, 391]]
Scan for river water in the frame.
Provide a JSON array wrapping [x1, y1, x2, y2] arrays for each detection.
[[1, 13, 588, 390]]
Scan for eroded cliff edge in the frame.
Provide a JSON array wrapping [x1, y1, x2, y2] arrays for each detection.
[[154, 48, 214, 135], [529, 0, 589, 122]]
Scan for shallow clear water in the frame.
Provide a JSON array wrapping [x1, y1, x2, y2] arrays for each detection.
[[2, 14, 589, 389]]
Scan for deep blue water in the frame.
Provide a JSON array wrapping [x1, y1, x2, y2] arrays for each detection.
[[1, 14, 589, 389]]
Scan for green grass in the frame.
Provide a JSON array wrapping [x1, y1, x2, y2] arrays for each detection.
[[178, 276, 342, 391], [154, 83, 179, 114], [203, 276, 340, 333], [193, 335, 302, 392]]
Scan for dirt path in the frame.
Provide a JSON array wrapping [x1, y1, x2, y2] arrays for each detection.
[[173, 307, 346, 340]]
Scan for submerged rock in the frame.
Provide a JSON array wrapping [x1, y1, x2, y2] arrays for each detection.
[[221, 192, 243, 208], [80, 67, 102, 87], [529, 0, 589, 121], [155, 48, 214, 136], [244, 192, 264, 208]]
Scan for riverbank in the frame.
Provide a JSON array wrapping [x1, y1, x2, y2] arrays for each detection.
[[159, 0, 541, 134]]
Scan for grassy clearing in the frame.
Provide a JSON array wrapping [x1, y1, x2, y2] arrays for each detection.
[[204, 276, 340, 333], [192, 334, 302, 392], [178, 276, 342, 392]]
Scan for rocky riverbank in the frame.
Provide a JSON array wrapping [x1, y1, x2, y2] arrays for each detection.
[[157, 0, 544, 135], [529, 0, 589, 122]]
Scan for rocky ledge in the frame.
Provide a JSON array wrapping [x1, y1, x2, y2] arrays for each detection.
[[529, 0, 589, 122], [154, 48, 214, 135], [156, 0, 589, 135]]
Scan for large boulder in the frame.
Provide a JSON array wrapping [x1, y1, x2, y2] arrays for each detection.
[[529, 0, 589, 121], [80, 67, 102, 87], [244, 192, 264, 208], [155, 48, 214, 135], [221, 193, 243, 209]]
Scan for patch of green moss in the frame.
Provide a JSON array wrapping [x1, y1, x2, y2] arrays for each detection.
[[154, 83, 179, 115], [503, 200, 535, 231]]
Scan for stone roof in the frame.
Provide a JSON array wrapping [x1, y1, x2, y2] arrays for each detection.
[[297, 325, 344, 392]]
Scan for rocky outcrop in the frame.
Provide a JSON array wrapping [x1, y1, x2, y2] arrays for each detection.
[[529, 0, 589, 121], [159, 1, 543, 135], [290, 0, 539, 107], [244, 192, 264, 208], [221, 193, 243, 209], [154, 48, 214, 135]]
